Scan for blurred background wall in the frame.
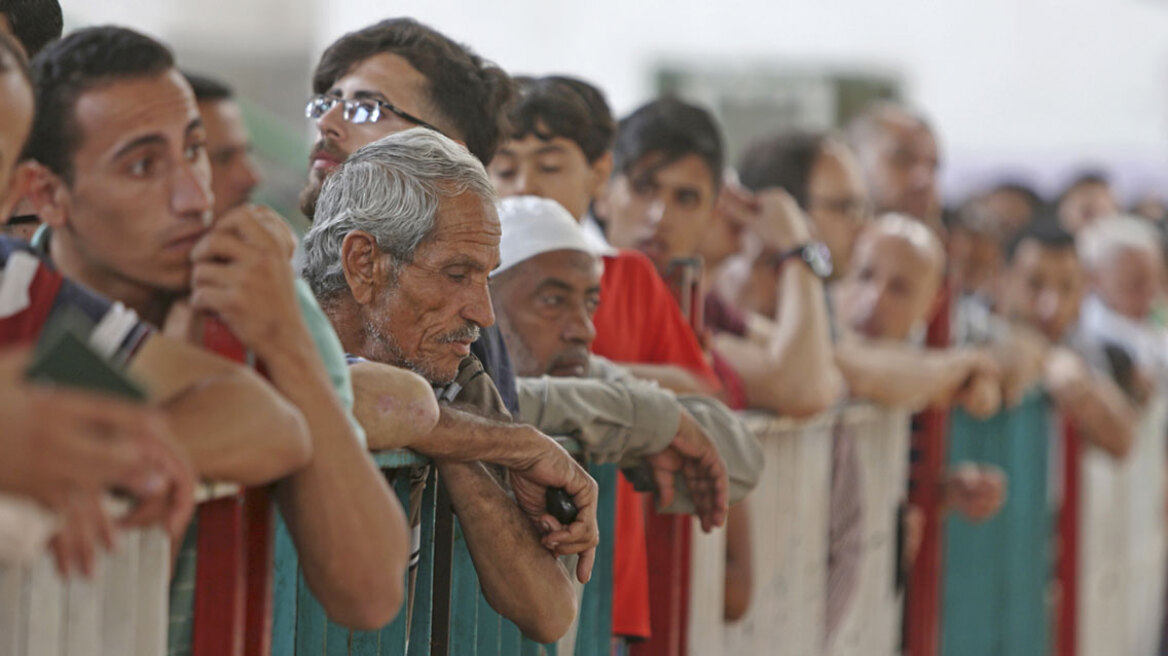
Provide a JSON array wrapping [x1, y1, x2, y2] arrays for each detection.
[[65, 0, 1168, 211]]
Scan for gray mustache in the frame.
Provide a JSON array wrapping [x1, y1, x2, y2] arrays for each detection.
[[438, 324, 481, 344]]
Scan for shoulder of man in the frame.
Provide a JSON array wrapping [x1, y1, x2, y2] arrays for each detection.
[[446, 354, 513, 421]]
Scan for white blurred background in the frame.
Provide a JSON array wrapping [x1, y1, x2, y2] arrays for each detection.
[[65, 0, 1168, 206]]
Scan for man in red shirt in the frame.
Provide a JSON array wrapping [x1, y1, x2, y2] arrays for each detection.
[[488, 76, 723, 649]]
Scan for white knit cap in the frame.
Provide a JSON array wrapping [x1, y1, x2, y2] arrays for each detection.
[[493, 195, 603, 277]]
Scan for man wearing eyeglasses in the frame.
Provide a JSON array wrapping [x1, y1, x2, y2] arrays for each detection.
[[299, 18, 527, 421]]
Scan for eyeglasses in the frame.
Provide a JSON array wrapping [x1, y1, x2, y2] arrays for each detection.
[[305, 94, 445, 135]]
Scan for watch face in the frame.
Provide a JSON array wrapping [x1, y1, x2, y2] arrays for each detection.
[[803, 242, 834, 278]]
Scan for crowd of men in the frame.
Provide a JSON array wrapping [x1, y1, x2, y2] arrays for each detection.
[[1, 1, 1166, 654]]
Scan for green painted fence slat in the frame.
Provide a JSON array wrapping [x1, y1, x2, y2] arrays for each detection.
[[295, 567, 329, 655], [271, 515, 299, 656], [576, 464, 617, 656], [448, 521, 479, 654], [270, 446, 613, 655], [942, 392, 1052, 656], [408, 468, 441, 656], [475, 594, 501, 653], [376, 472, 415, 655]]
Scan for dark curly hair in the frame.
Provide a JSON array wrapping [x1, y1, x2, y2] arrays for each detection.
[[25, 26, 174, 184], [312, 18, 513, 165], [0, 0, 62, 57], [613, 97, 723, 189], [507, 75, 614, 163]]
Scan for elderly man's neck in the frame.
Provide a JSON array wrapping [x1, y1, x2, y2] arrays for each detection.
[[50, 232, 176, 326]]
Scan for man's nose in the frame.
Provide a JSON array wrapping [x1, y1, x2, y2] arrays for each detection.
[[240, 154, 264, 194], [645, 198, 667, 229], [174, 160, 213, 219], [517, 169, 540, 197], [562, 305, 597, 348], [463, 282, 496, 329], [1036, 290, 1060, 320], [315, 100, 348, 144]]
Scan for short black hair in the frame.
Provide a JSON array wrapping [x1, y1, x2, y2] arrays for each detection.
[[1005, 215, 1076, 263], [312, 18, 513, 165], [0, 0, 62, 57], [26, 26, 175, 184], [987, 180, 1042, 208], [507, 75, 614, 163], [183, 70, 233, 102], [613, 97, 723, 188], [1058, 169, 1111, 204], [737, 131, 832, 208]]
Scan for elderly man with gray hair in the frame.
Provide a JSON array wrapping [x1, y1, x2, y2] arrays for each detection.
[[301, 128, 597, 643], [1074, 216, 1168, 655]]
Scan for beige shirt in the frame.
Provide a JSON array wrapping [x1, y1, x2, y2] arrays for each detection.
[[517, 355, 763, 512]]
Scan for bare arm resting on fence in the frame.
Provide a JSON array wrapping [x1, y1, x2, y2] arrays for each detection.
[[835, 338, 1002, 417], [348, 360, 442, 450], [517, 355, 745, 530], [437, 460, 577, 644], [129, 330, 312, 485], [189, 207, 411, 630], [710, 188, 843, 418], [1044, 345, 1134, 458]]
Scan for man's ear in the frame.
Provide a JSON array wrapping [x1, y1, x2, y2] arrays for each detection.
[[0, 161, 36, 219], [341, 230, 387, 305], [19, 161, 70, 229], [587, 152, 614, 200]]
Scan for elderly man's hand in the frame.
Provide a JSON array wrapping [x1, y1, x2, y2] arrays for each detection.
[[646, 408, 729, 532], [507, 428, 600, 584], [190, 205, 305, 360]]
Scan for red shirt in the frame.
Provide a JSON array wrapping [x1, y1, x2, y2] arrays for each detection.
[[591, 249, 720, 639]]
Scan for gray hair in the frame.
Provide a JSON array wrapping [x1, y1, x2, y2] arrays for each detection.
[[1077, 214, 1162, 272], [299, 128, 497, 301]]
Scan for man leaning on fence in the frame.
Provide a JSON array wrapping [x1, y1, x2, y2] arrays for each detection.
[[301, 128, 600, 644]]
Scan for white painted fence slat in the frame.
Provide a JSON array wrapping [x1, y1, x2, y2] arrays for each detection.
[[830, 408, 909, 656], [0, 527, 170, 656], [1078, 395, 1168, 656], [692, 405, 909, 656]]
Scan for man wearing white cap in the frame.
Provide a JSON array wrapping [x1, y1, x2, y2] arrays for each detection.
[[490, 194, 763, 527]]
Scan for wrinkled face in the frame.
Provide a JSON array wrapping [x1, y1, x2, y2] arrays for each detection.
[[199, 99, 263, 217], [1093, 247, 1162, 322], [45, 70, 212, 294], [1059, 183, 1119, 235], [301, 53, 449, 218], [1000, 240, 1082, 341], [488, 132, 607, 221], [857, 118, 939, 220], [491, 250, 602, 377], [603, 153, 718, 272], [806, 143, 870, 278], [840, 230, 941, 341], [363, 192, 500, 385], [0, 67, 33, 216]]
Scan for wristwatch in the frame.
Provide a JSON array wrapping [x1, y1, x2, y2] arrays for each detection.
[[770, 242, 833, 278]]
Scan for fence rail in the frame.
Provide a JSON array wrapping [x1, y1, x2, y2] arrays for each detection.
[[690, 403, 911, 656], [9, 394, 1163, 656]]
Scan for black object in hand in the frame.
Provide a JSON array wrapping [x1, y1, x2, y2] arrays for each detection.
[[545, 487, 578, 526]]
